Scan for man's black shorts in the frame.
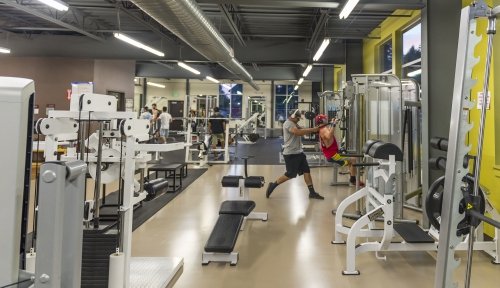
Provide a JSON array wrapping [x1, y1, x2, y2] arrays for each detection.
[[283, 153, 310, 178]]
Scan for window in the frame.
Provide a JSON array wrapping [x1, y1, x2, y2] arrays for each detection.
[[380, 40, 393, 73], [218, 83, 243, 118], [275, 84, 298, 122], [402, 23, 421, 83]]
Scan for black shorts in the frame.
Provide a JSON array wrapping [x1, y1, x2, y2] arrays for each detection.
[[283, 153, 310, 178]]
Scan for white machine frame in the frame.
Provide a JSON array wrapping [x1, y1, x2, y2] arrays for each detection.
[[41, 93, 186, 288], [333, 150, 499, 275]]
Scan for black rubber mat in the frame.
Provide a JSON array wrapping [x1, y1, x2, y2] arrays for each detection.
[[99, 168, 207, 230]]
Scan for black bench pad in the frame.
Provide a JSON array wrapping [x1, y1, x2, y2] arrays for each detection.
[[244, 176, 265, 188], [204, 214, 244, 253], [394, 223, 435, 243], [219, 200, 255, 216], [221, 176, 243, 187]]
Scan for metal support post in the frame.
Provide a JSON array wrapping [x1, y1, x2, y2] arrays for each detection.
[[35, 161, 86, 288]]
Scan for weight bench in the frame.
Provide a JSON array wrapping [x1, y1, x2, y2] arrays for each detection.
[[202, 200, 255, 265], [221, 175, 268, 221], [148, 163, 187, 192]]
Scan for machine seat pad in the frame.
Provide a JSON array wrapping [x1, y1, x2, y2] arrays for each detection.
[[204, 214, 244, 253], [244, 176, 265, 188], [221, 176, 243, 187], [219, 200, 256, 216]]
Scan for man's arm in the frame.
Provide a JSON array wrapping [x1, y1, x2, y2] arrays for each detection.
[[289, 125, 320, 136]]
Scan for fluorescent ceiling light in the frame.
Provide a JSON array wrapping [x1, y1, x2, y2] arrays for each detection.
[[178, 62, 201, 75], [339, 0, 360, 19], [0, 47, 11, 54], [114, 33, 165, 57], [206, 76, 220, 83], [297, 78, 304, 85], [147, 82, 165, 88], [407, 69, 422, 77], [294, 85, 299, 91], [36, 0, 69, 11], [302, 64, 313, 77], [313, 38, 330, 61]]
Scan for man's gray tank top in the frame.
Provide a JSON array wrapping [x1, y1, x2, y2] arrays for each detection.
[[282, 119, 303, 155]]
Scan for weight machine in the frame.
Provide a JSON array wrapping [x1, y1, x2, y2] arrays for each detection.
[[36, 92, 185, 287], [333, 140, 499, 276]]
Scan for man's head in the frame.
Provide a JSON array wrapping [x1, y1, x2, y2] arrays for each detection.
[[213, 107, 220, 113], [143, 106, 149, 112], [162, 107, 167, 112], [152, 103, 157, 109], [315, 114, 328, 126], [288, 109, 302, 123]]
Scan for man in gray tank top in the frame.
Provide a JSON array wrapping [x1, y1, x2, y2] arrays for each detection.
[[266, 109, 325, 200]]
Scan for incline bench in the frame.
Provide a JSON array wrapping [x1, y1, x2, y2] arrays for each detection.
[[148, 162, 188, 192]]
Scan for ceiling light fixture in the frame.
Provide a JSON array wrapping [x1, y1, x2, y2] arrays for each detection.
[[339, 0, 360, 19], [206, 76, 220, 83], [114, 33, 165, 57], [147, 82, 165, 88], [294, 85, 299, 91], [0, 47, 11, 54], [36, 0, 69, 11], [407, 69, 422, 77], [178, 61, 201, 75], [297, 78, 304, 85], [302, 64, 313, 77], [312, 38, 330, 61]]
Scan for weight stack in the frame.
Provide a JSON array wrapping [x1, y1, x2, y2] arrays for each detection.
[[81, 229, 118, 287]]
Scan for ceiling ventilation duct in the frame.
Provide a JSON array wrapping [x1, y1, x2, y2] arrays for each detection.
[[129, 0, 260, 90]]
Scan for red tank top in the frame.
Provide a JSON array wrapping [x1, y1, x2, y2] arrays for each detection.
[[320, 134, 339, 159]]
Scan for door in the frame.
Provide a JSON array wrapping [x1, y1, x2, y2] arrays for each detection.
[[107, 90, 125, 111], [169, 100, 184, 131]]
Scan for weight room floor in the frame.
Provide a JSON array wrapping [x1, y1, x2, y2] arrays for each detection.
[[131, 164, 500, 288]]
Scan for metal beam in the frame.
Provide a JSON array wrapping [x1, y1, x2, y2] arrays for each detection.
[[359, 0, 425, 10], [0, 0, 105, 41], [118, 7, 178, 44], [219, 4, 246, 46], [197, 0, 340, 9], [152, 60, 175, 69], [307, 10, 329, 49]]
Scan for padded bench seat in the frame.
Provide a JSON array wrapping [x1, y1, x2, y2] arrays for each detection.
[[204, 214, 244, 254], [219, 200, 255, 216]]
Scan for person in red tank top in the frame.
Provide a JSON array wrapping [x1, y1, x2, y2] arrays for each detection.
[[315, 114, 364, 187]]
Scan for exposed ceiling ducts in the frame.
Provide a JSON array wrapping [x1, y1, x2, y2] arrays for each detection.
[[129, 0, 260, 90]]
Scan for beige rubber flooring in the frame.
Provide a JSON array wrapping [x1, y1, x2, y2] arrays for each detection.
[[131, 164, 500, 288]]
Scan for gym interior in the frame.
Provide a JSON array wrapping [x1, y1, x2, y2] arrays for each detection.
[[1, 1, 500, 287]]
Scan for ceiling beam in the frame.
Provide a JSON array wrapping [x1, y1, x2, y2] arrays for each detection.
[[117, 7, 178, 44], [197, 0, 340, 9], [359, 0, 425, 10], [0, 0, 105, 41], [219, 4, 246, 46], [307, 10, 329, 49]]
